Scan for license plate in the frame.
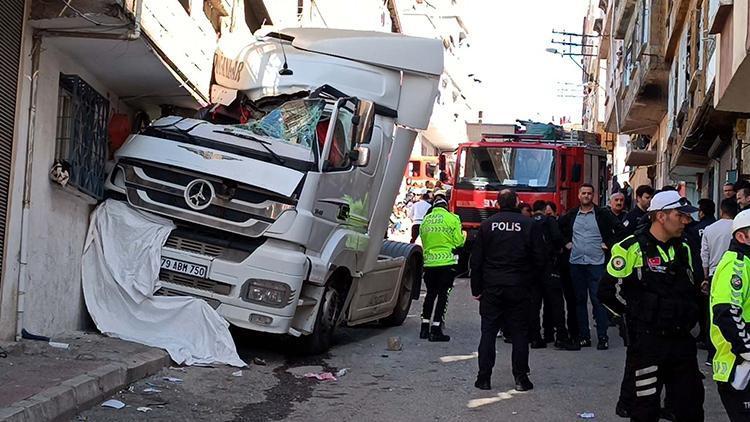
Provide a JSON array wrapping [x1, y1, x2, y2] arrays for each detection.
[[160, 257, 208, 278]]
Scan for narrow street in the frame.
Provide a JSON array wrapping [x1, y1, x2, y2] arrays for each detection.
[[76, 279, 725, 422]]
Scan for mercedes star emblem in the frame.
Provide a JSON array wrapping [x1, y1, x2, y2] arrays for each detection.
[[184, 179, 214, 211]]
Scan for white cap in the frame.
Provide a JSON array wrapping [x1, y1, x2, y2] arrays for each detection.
[[646, 191, 698, 213], [733, 209, 750, 233]]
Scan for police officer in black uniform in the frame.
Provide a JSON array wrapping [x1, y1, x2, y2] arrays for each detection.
[[599, 191, 705, 421], [472, 189, 545, 391], [529, 200, 578, 350]]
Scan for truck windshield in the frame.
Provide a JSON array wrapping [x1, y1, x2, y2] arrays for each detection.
[[458, 147, 555, 191]]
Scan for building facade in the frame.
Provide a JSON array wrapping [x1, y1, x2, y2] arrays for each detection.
[[585, 0, 745, 205], [0, 0, 268, 341]]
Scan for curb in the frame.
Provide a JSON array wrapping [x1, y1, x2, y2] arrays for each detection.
[[0, 348, 171, 422]]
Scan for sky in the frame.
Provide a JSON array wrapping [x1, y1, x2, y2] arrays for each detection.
[[460, 0, 592, 125]]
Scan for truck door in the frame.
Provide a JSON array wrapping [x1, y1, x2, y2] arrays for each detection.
[[307, 99, 387, 272]]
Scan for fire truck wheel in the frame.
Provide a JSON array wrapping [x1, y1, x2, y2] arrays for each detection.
[[380, 257, 416, 327], [300, 281, 344, 355]]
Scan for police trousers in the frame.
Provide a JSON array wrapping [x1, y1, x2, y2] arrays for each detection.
[[529, 267, 567, 341], [478, 285, 530, 379], [626, 332, 704, 422], [421, 267, 455, 324], [718, 381, 750, 422]]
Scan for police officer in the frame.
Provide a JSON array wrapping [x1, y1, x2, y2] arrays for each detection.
[[710, 209, 750, 421], [529, 200, 578, 350], [472, 189, 544, 391], [419, 197, 465, 342], [599, 190, 704, 421]]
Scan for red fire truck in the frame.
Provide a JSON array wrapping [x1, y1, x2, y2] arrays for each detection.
[[448, 132, 607, 239]]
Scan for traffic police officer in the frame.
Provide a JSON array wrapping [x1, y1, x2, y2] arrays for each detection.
[[599, 190, 704, 421], [419, 197, 465, 342], [472, 189, 544, 391], [710, 209, 750, 421]]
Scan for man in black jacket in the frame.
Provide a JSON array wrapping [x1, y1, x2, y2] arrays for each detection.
[[623, 185, 655, 236], [558, 183, 625, 349], [472, 189, 545, 391], [529, 200, 578, 350]]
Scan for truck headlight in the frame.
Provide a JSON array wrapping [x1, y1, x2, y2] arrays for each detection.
[[242, 279, 292, 308]]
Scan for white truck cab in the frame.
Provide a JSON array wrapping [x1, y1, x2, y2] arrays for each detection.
[[106, 28, 443, 353]]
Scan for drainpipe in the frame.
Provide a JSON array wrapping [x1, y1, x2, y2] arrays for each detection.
[[15, 34, 42, 340]]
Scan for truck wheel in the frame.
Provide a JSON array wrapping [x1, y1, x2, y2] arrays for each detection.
[[380, 258, 416, 327], [300, 283, 342, 355]]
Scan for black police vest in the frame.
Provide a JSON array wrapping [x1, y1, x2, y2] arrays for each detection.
[[627, 235, 699, 335]]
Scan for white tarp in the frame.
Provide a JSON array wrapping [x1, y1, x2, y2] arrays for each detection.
[[82, 200, 246, 367]]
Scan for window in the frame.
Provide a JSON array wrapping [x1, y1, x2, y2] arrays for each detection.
[[320, 108, 355, 171], [55, 75, 109, 199], [459, 147, 556, 192], [641, 0, 650, 47]]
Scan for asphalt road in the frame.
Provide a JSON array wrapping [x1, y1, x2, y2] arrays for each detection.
[[75, 278, 726, 421]]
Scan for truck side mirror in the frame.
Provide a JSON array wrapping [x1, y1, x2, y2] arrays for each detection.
[[438, 154, 446, 171], [572, 164, 582, 183], [352, 99, 375, 145]]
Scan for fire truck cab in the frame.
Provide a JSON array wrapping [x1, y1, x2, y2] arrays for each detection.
[[449, 134, 607, 241]]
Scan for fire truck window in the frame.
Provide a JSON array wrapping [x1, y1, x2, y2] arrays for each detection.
[[426, 163, 437, 178], [460, 147, 555, 191], [410, 161, 420, 177]]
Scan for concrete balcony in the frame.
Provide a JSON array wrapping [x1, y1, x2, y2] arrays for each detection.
[[664, 0, 692, 61], [611, 49, 670, 134], [613, 0, 637, 39]]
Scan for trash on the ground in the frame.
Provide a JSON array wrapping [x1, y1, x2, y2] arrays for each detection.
[[48, 341, 69, 349], [143, 387, 162, 394], [578, 412, 595, 419], [304, 372, 337, 381], [101, 399, 126, 409], [386, 336, 402, 351], [169, 366, 187, 372], [0, 346, 7, 358], [127, 386, 135, 393], [335, 368, 349, 378], [512, 411, 518, 415], [137, 407, 152, 413], [163, 376, 183, 383], [232, 370, 243, 377], [381, 354, 389, 358], [253, 357, 267, 366], [75, 353, 96, 361]]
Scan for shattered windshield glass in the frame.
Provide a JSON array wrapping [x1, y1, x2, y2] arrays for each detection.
[[232, 99, 325, 150]]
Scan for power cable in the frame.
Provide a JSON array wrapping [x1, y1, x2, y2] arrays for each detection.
[[57, 0, 131, 27]]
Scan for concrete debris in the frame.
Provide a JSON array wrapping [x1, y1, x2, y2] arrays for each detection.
[[386, 336, 403, 351], [48, 341, 70, 349], [163, 376, 183, 383], [232, 370, 243, 377], [252, 357, 267, 366], [335, 368, 349, 377], [137, 407, 152, 412]]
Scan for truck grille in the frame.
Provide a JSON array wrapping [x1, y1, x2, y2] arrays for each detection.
[[159, 270, 232, 296], [455, 207, 497, 224], [119, 160, 295, 237], [165, 235, 224, 257], [155, 287, 220, 309]]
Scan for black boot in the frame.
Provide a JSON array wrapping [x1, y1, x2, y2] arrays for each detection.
[[554, 336, 581, 351], [474, 375, 491, 390], [514, 375, 534, 391], [428, 324, 450, 342], [419, 322, 430, 339]]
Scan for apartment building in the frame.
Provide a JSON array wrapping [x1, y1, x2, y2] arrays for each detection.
[[585, 0, 747, 204]]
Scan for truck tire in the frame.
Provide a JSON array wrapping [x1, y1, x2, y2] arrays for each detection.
[[299, 281, 344, 355], [379, 241, 422, 327]]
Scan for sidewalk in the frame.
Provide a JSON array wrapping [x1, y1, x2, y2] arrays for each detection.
[[0, 332, 171, 422]]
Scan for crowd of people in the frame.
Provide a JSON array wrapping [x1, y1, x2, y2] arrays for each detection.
[[413, 177, 750, 422]]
